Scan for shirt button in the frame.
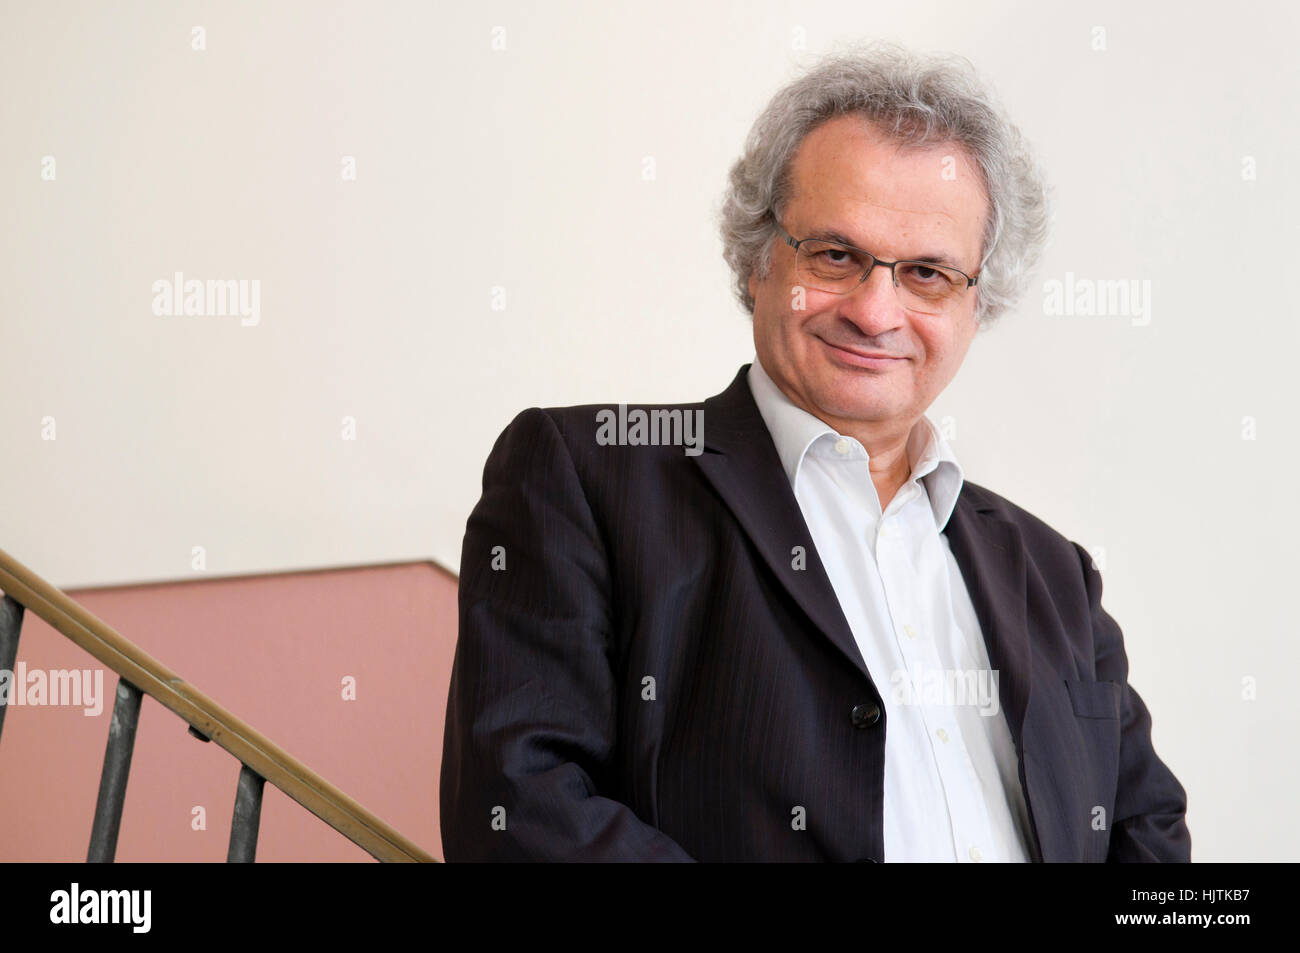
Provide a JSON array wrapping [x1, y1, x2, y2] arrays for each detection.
[[834, 438, 851, 455], [969, 846, 982, 862], [936, 728, 949, 743], [850, 703, 881, 728]]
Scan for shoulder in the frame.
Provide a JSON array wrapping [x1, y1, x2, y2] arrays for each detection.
[[495, 398, 707, 434], [507, 399, 709, 464], [480, 400, 710, 505], [958, 479, 1090, 570], [540, 399, 708, 435]]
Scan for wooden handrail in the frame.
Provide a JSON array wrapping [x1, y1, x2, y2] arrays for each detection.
[[0, 546, 437, 862]]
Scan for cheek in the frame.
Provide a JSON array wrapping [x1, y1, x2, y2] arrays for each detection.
[[911, 329, 953, 374], [918, 330, 971, 383]]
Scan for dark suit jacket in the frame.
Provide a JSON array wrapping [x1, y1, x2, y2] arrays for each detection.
[[439, 364, 1191, 862]]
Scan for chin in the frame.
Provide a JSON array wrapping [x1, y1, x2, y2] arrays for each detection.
[[812, 386, 893, 423]]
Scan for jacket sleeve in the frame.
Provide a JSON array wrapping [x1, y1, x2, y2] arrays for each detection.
[[1071, 542, 1192, 862], [439, 407, 695, 861]]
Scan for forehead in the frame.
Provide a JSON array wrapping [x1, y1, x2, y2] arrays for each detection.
[[785, 114, 989, 264]]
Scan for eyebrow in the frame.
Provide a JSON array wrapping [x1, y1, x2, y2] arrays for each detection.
[[805, 227, 961, 268]]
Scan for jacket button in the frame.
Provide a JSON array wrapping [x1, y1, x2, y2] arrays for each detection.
[[850, 703, 881, 728], [854, 857, 878, 863]]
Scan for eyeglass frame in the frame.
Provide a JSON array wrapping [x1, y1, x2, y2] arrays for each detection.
[[771, 216, 980, 297]]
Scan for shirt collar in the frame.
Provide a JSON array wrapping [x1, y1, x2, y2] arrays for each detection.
[[746, 356, 965, 532]]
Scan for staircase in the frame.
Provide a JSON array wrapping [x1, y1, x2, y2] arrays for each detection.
[[0, 547, 436, 862]]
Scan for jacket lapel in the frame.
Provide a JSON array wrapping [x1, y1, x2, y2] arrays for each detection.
[[943, 500, 1032, 750], [943, 494, 1042, 860], [694, 365, 877, 690]]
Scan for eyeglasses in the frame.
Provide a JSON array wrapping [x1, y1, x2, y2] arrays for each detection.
[[773, 218, 978, 315]]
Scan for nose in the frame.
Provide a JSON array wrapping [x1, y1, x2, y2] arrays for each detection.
[[836, 261, 906, 337]]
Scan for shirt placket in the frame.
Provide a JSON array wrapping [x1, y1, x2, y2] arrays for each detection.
[[876, 495, 999, 863]]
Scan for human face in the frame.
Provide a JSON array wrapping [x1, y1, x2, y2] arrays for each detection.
[[748, 114, 989, 438]]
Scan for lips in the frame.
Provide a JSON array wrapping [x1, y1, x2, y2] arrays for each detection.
[[817, 336, 905, 363], [830, 346, 900, 360]]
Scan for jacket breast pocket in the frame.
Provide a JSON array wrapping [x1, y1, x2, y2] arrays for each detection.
[[1064, 678, 1121, 720]]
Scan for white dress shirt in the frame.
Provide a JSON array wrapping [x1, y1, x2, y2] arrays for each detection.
[[747, 356, 1034, 863]]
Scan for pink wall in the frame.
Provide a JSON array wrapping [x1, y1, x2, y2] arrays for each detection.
[[0, 561, 458, 862]]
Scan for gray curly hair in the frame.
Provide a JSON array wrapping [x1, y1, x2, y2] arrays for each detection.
[[718, 42, 1050, 327]]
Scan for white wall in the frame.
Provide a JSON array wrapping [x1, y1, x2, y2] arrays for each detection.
[[1, 0, 1296, 859]]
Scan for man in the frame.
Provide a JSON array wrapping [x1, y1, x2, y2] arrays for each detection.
[[439, 44, 1191, 862]]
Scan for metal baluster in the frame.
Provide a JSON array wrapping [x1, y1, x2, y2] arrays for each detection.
[[0, 594, 24, 744], [87, 679, 144, 862], [227, 764, 266, 862]]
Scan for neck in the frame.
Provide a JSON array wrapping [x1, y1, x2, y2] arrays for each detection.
[[790, 400, 915, 512]]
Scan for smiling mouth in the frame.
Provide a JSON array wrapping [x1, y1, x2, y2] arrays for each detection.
[[817, 336, 906, 365]]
